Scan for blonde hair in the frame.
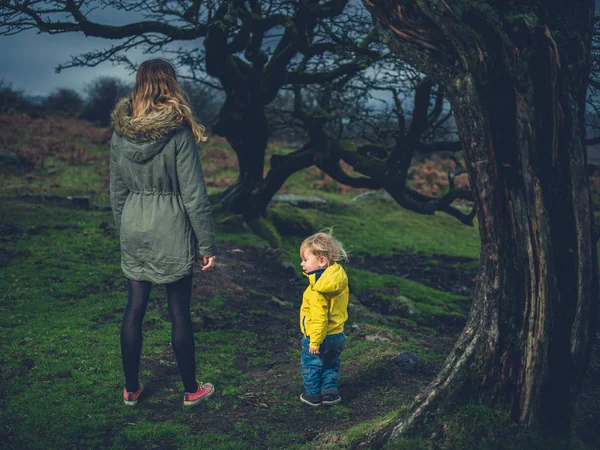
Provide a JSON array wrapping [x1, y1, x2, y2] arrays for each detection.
[[300, 229, 348, 263], [130, 59, 207, 143]]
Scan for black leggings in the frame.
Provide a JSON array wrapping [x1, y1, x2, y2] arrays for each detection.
[[120, 275, 198, 393]]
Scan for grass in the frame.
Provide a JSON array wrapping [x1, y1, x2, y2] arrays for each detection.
[[0, 194, 474, 449], [1, 115, 596, 449], [0, 194, 586, 449]]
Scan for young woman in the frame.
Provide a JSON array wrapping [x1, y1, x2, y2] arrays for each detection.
[[110, 58, 216, 407]]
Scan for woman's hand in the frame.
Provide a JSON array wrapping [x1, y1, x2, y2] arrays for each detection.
[[202, 255, 216, 271]]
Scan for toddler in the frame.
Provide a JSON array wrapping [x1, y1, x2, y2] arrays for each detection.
[[299, 231, 349, 406]]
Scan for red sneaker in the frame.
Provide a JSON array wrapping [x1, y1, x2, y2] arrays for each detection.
[[183, 382, 214, 407], [123, 384, 143, 406]]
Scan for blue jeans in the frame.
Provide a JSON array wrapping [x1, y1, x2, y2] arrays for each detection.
[[301, 333, 346, 399]]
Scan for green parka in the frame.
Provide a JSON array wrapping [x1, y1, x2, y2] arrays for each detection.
[[110, 98, 216, 284]]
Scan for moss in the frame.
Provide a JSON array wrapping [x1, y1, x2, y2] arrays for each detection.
[[315, 410, 404, 449], [268, 203, 319, 236], [385, 403, 589, 450], [245, 216, 282, 248], [338, 139, 357, 152]]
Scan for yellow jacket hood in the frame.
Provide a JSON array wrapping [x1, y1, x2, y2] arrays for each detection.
[[304, 263, 348, 295]]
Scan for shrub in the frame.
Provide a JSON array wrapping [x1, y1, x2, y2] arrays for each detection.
[[81, 76, 131, 126], [44, 88, 84, 117], [0, 80, 37, 115]]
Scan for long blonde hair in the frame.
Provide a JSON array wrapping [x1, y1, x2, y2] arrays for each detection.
[[300, 229, 348, 263], [130, 59, 207, 143]]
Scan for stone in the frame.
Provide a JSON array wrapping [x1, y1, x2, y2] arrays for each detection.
[[388, 296, 417, 317], [66, 196, 90, 209], [0, 148, 23, 171], [352, 190, 394, 202], [393, 351, 424, 373], [350, 322, 367, 332], [272, 194, 327, 208], [365, 334, 391, 342]]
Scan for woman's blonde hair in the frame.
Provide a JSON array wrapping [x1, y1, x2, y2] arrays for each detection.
[[300, 229, 348, 263], [130, 59, 207, 143]]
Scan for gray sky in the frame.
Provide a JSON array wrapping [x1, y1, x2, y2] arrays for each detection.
[[1, 3, 599, 97], [0, 6, 182, 96]]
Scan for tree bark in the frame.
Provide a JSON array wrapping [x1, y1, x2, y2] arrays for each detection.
[[360, 0, 598, 444], [214, 97, 271, 218]]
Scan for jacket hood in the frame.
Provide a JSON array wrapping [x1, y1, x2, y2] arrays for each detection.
[[110, 97, 184, 163], [304, 263, 348, 296]]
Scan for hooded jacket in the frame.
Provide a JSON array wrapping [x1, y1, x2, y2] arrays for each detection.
[[300, 263, 349, 349], [110, 98, 216, 284]]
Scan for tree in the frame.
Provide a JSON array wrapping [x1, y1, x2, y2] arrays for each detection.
[[0, 80, 36, 114], [356, 0, 599, 444], [274, 61, 475, 224]]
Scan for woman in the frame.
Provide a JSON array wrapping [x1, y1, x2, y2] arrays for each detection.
[[110, 59, 216, 407]]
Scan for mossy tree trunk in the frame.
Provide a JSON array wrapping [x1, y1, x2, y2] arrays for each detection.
[[360, 0, 599, 443]]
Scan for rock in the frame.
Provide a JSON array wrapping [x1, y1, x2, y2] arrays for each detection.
[[66, 196, 90, 209], [388, 296, 417, 317], [272, 194, 327, 208], [393, 351, 424, 373], [365, 334, 391, 342], [18, 194, 90, 209], [158, 359, 177, 367], [99, 221, 116, 231], [350, 322, 367, 333], [0, 148, 23, 171], [352, 190, 394, 202]]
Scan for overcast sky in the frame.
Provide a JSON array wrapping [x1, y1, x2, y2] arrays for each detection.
[[0, 7, 188, 96], [1, 3, 599, 97]]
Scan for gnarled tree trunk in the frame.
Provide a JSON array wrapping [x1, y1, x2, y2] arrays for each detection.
[[360, 0, 598, 444], [214, 97, 271, 218]]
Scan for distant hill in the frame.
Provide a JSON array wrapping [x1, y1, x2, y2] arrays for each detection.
[[25, 95, 46, 105]]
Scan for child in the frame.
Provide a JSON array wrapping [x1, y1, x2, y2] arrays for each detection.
[[110, 58, 216, 408], [299, 231, 349, 406]]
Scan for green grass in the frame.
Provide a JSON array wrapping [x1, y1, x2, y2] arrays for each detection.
[[0, 192, 477, 449], [1, 128, 596, 449], [0, 199, 257, 449], [271, 199, 480, 262]]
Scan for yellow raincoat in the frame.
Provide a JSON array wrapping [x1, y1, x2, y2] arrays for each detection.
[[300, 263, 349, 349]]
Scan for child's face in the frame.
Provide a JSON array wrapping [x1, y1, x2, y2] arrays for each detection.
[[301, 249, 328, 273]]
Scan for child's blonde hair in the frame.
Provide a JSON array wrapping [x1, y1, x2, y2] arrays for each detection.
[[300, 229, 348, 263]]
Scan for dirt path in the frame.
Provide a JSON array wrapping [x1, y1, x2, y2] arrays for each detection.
[[130, 243, 453, 448]]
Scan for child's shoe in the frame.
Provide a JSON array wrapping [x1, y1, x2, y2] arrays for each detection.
[[300, 393, 322, 406], [123, 384, 144, 406], [322, 393, 341, 405], [183, 382, 214, 407]]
